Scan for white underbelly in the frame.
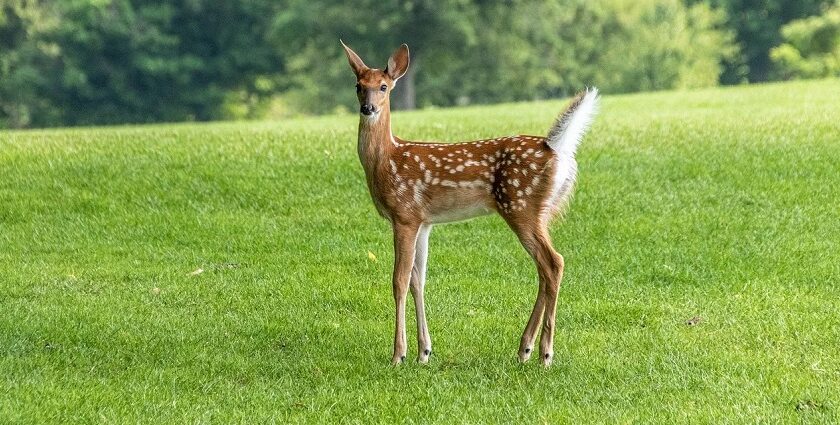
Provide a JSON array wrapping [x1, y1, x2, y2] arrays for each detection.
[[427, 202, 493, 224]]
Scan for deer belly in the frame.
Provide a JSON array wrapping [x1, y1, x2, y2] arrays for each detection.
[[426, 189, 494, 224]]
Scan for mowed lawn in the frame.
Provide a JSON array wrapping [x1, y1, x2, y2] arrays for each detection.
[[1, 79, 839, 423]]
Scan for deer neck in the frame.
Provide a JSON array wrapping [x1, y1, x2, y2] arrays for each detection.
[[357, 104, 396, 178]]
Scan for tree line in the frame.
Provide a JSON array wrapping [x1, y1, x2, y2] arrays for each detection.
[[1, 0, 836, 129]]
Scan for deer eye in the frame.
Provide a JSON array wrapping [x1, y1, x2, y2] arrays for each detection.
[[380, 84, 387, 92], [355, 83, 361, 92]]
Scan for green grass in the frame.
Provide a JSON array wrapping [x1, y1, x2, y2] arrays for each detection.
[[2, 79, 839, 423]]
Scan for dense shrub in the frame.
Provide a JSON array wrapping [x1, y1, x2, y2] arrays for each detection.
[[770, 3, 840, 79]]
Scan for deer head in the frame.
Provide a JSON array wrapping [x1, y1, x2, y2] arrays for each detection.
[[341, 41, 409, 118]]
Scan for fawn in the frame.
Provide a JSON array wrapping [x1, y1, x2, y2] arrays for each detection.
[[341, 41, 598, 366]]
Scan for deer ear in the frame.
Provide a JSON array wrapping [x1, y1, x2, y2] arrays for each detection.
[[386, 44, 410, 82], [340, 40, 368, 77]]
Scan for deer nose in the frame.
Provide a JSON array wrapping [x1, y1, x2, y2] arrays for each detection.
[[360, 104, 376, 115]]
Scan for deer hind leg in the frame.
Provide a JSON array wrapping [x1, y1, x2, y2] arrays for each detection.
[[391, 221, 419, 365], [534, 230, 564, 367], [506, 220, 544, 363], [410, 224, 433, 363], [518, 273, 546, 363], [508, 220, 564, 366]]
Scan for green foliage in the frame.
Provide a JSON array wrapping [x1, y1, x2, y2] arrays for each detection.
[[2, 80, 840, 422], [593, 0, 736, 92], [0, 0, 61, 128], [276, 0, 736, 114], [1, 0, 284, 128], [698, 0, 833, 83], [1, 0, 785, 128], [770, 3, 840, 79]]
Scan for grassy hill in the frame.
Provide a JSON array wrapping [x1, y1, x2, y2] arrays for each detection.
[[1, 79, 839, 423]]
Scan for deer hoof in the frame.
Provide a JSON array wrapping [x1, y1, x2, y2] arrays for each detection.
[[541, 353, 553, 367], [518, 347, 533, 363], [418, 350, 432, 364]]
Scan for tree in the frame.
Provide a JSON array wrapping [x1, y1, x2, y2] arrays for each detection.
[[1, 0, 285, 128], [770, 2, 840, 79], [272, 0, 478, 112], [0, 0, 62, 128], [696, 0, 833, 83]]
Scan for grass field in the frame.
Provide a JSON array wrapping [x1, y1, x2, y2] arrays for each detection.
[[2, 79, 839, 423]]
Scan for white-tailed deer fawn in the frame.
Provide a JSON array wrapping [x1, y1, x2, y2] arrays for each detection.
[[341, 41, 598, 366]]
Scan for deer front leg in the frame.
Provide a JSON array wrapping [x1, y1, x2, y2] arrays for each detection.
[[410, 224, 432, 363], [391, 221, 419, 365]]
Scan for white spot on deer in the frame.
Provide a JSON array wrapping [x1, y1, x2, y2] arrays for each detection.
[[424, 170, 432, 183], [522, 169, 528, 176], [403, 152, 410, 157], [413, 183, 425, 204], [534, 151, 544, 158], [456, 165, 464, 172], [525, 187, 533, 195], [441, 180, 457, 188], [533, 176, 541, 186], [389, 160, 397, 173], [432, 177, 440, 185], [517, 190, 523, 197], [527, 148, 534, 154], [529, 163, 537, 171]]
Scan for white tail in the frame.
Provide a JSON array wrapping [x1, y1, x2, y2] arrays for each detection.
[[341, 41, 599, 367], [547, 87, 599, 158]]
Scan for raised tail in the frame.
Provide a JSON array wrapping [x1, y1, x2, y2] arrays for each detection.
[[546, 87, 599, 158]]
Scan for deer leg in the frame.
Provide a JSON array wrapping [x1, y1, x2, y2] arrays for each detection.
[[513, 231, 546, 362], [519, 279, 546, 363], [391, 222, 419, 365], [535, 231, 564, 367], [410, 224, 432, 363]]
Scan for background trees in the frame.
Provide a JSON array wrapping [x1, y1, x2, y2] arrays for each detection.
[[0, 0, 836, 129], [770, 3, 840, 79], [1, 0, 284, 128]]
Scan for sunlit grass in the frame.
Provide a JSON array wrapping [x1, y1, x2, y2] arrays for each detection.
[[1, 79, 839, 423]]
